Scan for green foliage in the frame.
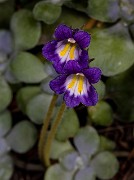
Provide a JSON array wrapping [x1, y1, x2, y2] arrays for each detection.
[[93, 80, 106, 100], [89, 23, 134, 76], [74, 126, 100, 157], [88, 101, 113, 126], [106, 65, 134, 122], [56, 109, 79, 141], [45, 164, 75, 180], [6, 121, 37, 153], [16, 86, 41, 113], [0, 155, 13, 180], [33, 1, 62, 24], [90, 151, 119, 179], [87, 0, 120, 22], [50, 139, 73, 159], [46, 126, 119, 180], [11, 52, 47, 83], [0, 110, 12, 137], [11, 9, 41, 50], [26, 93, 52, 124], [0, 76, 12, 112]]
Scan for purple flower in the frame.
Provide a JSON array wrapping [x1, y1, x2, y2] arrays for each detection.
[[49, 61, 102, 108], [42, 24, 91, 73]]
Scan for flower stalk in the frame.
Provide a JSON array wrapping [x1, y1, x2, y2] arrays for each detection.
[[38, 93, 58, 161], [44, 102, 66, 167]]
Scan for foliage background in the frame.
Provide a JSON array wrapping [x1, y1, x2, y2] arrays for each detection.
[[0, 0, 134, 179]]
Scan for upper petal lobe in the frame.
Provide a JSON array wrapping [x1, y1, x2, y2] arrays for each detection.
[[74, 30, 91, 48], [54, 24, 73, 41]]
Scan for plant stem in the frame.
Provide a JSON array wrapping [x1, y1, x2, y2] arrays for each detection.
[[44, 102, 66, 167], [38, 94, 58, 161]]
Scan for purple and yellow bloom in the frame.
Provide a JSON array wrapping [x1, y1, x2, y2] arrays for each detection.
[[50, 61, 102, 108], [42, 24, 91, 73]]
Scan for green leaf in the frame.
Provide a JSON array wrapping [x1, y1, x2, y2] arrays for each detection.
[[74, 126, 100, 157], [58, 7, 88, 28], [6, 121, 37, 153], [16, 86, 41, 113], [99, 136, 116, 152], [88, 101, 113, 126], [11, 9, 41, 50], [45, 164, 74, 180], [26, 93, 52, 124], [33, 1, 61, 24], [74, 167, 96, 180], [50, 139, 73, 160], [41, 77, 54, 95], [87, 0, 120, 22], [93, 80, 106, 100], [0, 76, 12, 112], [0, 154, 13, 180], [89, 23, 134, 76], [0, 110, 12, 137], [11, 52, 47, 83], [106, 65, 134, 122], [90, 151, 119, 179], [59, 150, 79, 171], [0, 137, 10, 155], [55, 109, 79, 141]]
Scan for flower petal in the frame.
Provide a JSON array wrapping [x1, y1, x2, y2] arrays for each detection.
[[64, 91, 81, 108], [83, 67, 102, 84], [64, 73, 98, 107], [42, 40, 59, 62], [77, 50, 89, 69], [74, 30, 91, 48], [63, 60, 82, 74], [49, 75, 67, 94], [80, 85, 98, 106], [54, 24, 73, 41]]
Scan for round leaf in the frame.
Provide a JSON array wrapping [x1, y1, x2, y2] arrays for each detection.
[[59, 150, 79, 171], [6, 121, 37, 153], [74, 126, 100, 157], [45, 164, 74, 180], [26, 93, 52, 124], [0, 76, 12, 112], [11, 52, 47, 83], [88, 101, 113, 126], [87, 0, 120, 22], [0, 154, 13, 180], [89, 23, 134, 76], [74, 167, 96, 180], [58, 7, 88, 28], [90, 151, 119, 179], [0, 137, 10, 155], [55, 109, 79, 141], [93, 80, 106, 100], [99, 136, 116, 152], [11, 9, 41, 50], [0, 110, 12, 137], [33, 1, 61, 24], [50, 139, 73, 160], [16, 86, 41, 113]]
